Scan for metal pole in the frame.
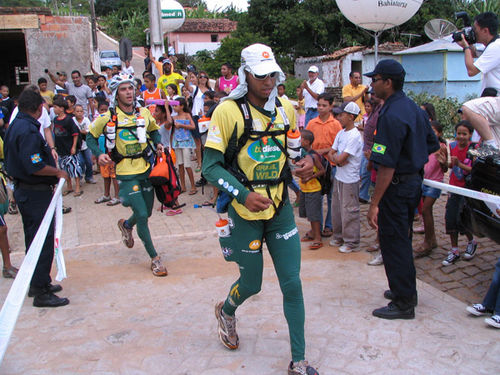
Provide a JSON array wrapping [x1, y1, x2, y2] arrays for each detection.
[[149, 0, 165, 60], [90, 0, 98, 52], [374, 31, 379, 63]]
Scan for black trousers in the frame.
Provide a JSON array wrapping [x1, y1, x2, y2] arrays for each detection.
[[378, 176, 422, 308], [14, 187, 55, 289]]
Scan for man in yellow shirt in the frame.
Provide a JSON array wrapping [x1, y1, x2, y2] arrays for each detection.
[[87, 73, 168, 277], [157, 59, 184, 97], [342, 71, 368, 121], [203, 43, 319, 375]]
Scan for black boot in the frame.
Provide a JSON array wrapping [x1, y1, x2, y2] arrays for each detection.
[[33, 292, 69, 308], [28, 283, 63, 297]]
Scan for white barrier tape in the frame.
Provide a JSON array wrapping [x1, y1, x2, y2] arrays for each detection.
[[0, 178, 65, 365], [423, 179, 500, 205], [54, 195, 66, 282]]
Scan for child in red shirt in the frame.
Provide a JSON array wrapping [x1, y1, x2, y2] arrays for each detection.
[[443, 121, 477, 266]]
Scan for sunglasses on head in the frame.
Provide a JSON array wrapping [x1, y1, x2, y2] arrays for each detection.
[[248, 71, 279, 80]]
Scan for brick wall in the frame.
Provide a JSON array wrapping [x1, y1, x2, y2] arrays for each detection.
[[24, 15, 92, 86]]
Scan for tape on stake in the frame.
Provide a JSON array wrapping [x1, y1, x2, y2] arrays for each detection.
[[0, 178, 66, 364]]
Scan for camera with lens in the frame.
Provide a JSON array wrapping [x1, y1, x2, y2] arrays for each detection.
[[452, 11, 476, 44]]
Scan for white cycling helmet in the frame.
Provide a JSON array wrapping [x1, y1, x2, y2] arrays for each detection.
[[108, 73, 136, 109]]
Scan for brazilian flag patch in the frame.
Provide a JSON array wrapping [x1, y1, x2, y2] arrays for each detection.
[[372, 143, 386, 155]]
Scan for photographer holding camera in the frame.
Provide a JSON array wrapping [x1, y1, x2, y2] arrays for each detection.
[[457, 12, 499, 93], [457, 12, 500, 151]]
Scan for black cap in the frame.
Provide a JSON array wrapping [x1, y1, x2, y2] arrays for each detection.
[[364, 59, 405, 77]]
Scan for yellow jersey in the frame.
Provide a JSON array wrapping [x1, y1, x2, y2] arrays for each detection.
[[205, 98, 296, 220], [89, 107, 159, 176]]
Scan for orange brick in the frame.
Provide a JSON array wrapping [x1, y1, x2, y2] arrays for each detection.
[[38, 15, 45, 24], [46, 15, 53, 23], [48, 24, 61, 31], [40, 24, 49, 31]]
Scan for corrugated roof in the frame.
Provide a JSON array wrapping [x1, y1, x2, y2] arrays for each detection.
[[175, 18, 237, 33], [363, 42, 407, 54], [394, 38, 462, 54], [296, 42, 406, 63]]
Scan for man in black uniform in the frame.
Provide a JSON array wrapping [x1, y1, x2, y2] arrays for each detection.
[[365, 60, 439, 319], [4, 90, 70, 308]]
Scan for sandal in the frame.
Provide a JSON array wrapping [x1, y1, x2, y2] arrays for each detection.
[[106, 198, 121, 206], [413, 243, 438, 259], [309, 242, 323, 250], [188, 189, 198, 195], [62, 190, 74, 196], [3, 266, 19, 279], [321, 228, 333, 238], [202, 201, 214, 207], [166, 208, 183, 216], [301, 233, 314, 242], [95, 196, 111, 204], [73, 191, 84, 197]]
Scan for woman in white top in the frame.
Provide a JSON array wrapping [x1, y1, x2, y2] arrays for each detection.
[[188, 71, 206, 172]]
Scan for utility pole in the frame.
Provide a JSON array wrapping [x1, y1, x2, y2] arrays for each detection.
[[148, 0, 165, 61], [89, 0, 99, 67]]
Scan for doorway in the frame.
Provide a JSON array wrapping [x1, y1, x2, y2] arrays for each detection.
[[0, 30, 28, 97]]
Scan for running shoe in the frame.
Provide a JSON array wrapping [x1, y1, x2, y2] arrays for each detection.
[[151, 257, 168, 277], [463, 241, 477, 260], [288, 360, 319, 375], [442, 251, 460, 266], [485, 315, 500, 329], [117, 219, 134, 248], [466, 303, 493, 316], [215, 301, 239, 350]]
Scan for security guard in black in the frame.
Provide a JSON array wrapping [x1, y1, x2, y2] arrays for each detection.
[[4, 89, 69, 308], [365, 60, 439, 319]]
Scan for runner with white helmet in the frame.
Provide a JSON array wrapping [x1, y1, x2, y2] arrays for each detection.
[[87, 73, 168, 276]]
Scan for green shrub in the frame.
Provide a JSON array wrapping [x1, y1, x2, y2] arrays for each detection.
[[407, 91, 462, 139], [283, 76, 302, 99]]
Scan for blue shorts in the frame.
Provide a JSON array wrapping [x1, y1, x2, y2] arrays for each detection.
[[422, 184, 441, 199]]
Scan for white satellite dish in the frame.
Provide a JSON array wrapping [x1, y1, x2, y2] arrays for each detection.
[[424, 19, 458, 40]]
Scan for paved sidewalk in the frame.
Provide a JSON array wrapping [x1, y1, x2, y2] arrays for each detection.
[[1, 177, 499, 374]]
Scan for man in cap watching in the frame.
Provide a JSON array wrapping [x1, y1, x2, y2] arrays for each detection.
[[298, 65, 325, 128], [157, 58, 184, 98], [365, 60, 439, 319], [203, 43, 319, 375]]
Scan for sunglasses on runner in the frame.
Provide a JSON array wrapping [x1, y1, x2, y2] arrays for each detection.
[[199, 75, 208, 79], [248, 71, 279, 80]]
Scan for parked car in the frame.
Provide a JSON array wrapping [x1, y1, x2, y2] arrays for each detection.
[[99, 50, 121, 71]]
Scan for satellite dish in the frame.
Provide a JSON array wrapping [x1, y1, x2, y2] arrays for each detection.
[[335, 0, 424, 32], [424, 19, 457, 40], [160, 0, 185, 33]]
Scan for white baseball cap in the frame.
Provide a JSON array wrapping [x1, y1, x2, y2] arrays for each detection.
[[308, 65, 319, 73], [341, 101, 361, 116], [241, 43, 283, 76]]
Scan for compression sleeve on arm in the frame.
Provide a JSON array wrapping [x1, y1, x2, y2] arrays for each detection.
[[86, 133, 103, 158], [202, 147, 250, 205], [150, 130, 161, 146]]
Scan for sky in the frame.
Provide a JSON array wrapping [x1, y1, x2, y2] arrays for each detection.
[[204, 0, 249, 12]]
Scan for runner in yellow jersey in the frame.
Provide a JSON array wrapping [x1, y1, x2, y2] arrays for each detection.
[[87, 74, 168, 277], [203, 43, 319, 375]]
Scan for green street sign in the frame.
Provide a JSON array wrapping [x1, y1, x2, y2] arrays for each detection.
[[161, 9, 184, 19]]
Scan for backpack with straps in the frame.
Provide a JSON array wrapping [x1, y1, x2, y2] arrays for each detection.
[[216, 97, 293, 216], [149, 151, 184, 210], [308, 149, 332, 195]]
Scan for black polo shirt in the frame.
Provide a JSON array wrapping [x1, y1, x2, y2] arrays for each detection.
[[4, 111, 58, 185], [370, 90, 439, 174]]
